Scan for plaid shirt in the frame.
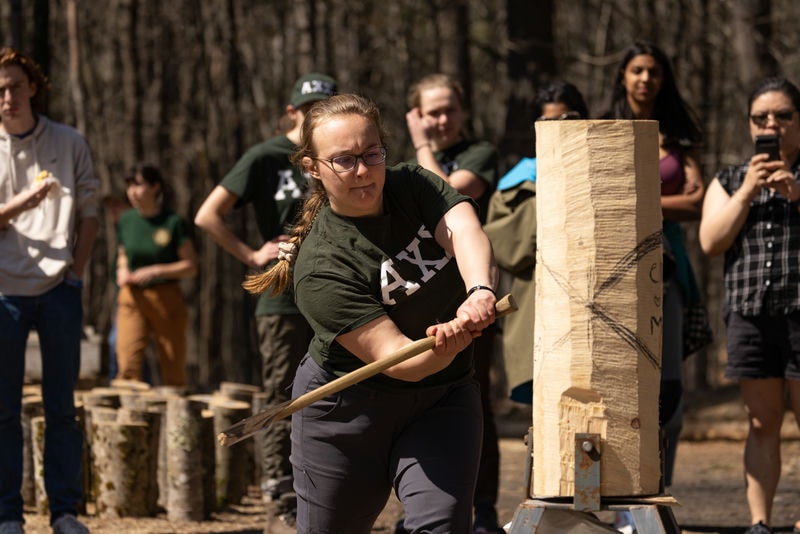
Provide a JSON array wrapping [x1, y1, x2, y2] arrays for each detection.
[[717, 158, 800, 316]]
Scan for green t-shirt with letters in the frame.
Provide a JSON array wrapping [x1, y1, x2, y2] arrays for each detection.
[[294, 163, 475, 389], [220, 134, 306, 315]]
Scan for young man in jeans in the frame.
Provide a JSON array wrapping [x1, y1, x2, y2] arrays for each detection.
[[0, 48, 99, 534]]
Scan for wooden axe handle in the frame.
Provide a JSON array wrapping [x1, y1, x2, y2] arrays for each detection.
[[219, 293, 517, 446], [272, 293, 516, 417]]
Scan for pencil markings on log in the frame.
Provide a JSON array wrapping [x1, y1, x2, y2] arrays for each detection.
[[594, 230, 662, 297], [538, 230, 662, 369]]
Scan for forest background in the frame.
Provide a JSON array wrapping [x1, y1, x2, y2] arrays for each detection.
[[8, 0, 796, 393]]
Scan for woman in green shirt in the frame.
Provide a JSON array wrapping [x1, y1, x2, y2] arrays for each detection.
[[245, 94, 498, 533], [116, 163, 197, 386]]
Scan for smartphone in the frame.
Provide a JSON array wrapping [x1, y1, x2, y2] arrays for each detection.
[[754, 134, 780, 161]]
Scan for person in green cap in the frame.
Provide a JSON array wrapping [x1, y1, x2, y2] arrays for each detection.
[[194, 72, 337, 525]]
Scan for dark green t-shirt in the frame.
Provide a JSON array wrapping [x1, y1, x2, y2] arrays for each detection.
[[220, 134, 306, 315], [293, 164, 474, 389], [408, 139, 498, 223], [117, 208, 192, 286]]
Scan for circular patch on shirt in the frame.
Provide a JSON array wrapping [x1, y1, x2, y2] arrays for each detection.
[[153, 228, 170, 247]]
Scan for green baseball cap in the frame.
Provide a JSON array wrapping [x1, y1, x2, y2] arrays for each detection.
[[290, 73, 338, 107]]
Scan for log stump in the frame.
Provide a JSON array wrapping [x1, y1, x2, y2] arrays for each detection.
[[84, 406, 122, 505], [210, 397, 251, 508], [218, 382, 262, 488], [165, 397, 206, 521], [533, 120, 662, 497], [117, 408, 161, 514], [91, 419, 151, 517]]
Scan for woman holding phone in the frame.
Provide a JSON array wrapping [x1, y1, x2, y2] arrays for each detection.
[[699, 77, 800, 534]]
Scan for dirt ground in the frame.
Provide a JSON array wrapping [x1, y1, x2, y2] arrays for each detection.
[[22, 387, 800, 534]]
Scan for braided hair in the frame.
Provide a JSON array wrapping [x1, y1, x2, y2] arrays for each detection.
[[242, 93, 389, 295]]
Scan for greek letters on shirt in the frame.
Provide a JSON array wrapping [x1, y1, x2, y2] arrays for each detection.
[[274, 169, 302, 201], [380, 225, 452, 305]]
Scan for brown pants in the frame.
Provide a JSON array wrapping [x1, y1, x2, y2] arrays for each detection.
[[116, 282, 188, 386]]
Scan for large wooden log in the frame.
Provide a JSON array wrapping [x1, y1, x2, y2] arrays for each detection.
[[91, 419, 151, 517], [165, 397, 206, 521], [533, 120, 663, 497]]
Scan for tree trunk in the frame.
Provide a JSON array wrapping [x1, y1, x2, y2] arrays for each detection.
[[116, 407, 161, 514], [165, 397, 206, 521], [91, 420, 151, 517]]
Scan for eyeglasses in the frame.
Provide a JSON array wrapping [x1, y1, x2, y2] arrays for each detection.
[[312, 147, 387, 173], [536, 111, 582, 122], [749, 110, 796, 128]]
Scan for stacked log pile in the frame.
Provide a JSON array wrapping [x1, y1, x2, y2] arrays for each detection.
[[22, 380, 264, 521]]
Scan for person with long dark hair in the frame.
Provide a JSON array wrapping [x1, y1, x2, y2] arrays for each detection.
[[700, 77, 800, 534], [603, 42, 706, 530]]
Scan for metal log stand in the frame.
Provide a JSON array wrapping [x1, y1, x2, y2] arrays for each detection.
[[507, 428, 680, 533]]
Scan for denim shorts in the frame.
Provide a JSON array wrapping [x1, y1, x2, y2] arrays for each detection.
[[724, 310, 800, 380]]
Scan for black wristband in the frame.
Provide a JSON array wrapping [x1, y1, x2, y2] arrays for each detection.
[[467, 284, 495, 298]]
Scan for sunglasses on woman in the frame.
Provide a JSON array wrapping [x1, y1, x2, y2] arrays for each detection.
[[749, 110, 796, 128]]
